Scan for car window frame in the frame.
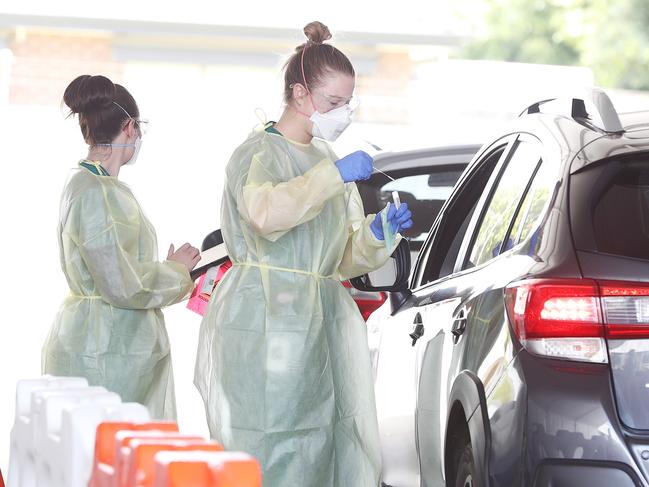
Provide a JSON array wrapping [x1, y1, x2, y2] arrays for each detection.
[[501, 153, 552, 253], [455, 133, 544, 273], [412, 136, 516, 290]]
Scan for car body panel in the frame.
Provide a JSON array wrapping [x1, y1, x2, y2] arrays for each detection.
[[368, 107, 649, 487]]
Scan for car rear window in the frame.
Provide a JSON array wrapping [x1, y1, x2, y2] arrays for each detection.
[[572, 153, 649, 260]]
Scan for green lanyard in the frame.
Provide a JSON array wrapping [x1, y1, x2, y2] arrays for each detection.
[[265, 122, 283, 136], [79, 160, 110, 176]]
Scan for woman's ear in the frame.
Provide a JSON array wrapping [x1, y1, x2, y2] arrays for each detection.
[[292, 83, 308, 106], [124, 118, 137, 139]]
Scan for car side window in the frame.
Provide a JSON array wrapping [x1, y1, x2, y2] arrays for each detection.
[[464, 138, 542, 269], [504, 152, 558, 251], [418, 145, 506, 286]]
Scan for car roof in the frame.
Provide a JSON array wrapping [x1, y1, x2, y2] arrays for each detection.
[[570, 111, 649, 171], [487, 108, 649, 174], [619, 110, 649, 132], [372, 144, 481, 172]]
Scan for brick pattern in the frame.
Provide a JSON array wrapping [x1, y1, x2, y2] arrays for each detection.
[[9, 32, 123, 106], [356, 51, 412, 124], [6, 30, 416, 125]]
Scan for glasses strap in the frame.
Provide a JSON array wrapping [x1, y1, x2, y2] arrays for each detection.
[[112, 101, 132, 119]]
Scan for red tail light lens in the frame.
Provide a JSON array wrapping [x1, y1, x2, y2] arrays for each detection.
[[505, 279, 606, 363], [506, 280, 602, 339]]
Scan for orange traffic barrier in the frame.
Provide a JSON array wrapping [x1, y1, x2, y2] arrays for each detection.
[[121, 439, 223, 487], [153, 451, 262, 487], [114, 432, 203, 487], [89, 421, 178, 487]]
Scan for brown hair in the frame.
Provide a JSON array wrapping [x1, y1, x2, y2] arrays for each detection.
[[63, 75, 139, 146], [283, 21, 355, 103]]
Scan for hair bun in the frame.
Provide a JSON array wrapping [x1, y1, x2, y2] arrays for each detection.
[[303, 21, 332, 44], [63, 74, 116, 114]]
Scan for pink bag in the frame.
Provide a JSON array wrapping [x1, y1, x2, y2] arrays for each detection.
[[186, 260, 232, 316]]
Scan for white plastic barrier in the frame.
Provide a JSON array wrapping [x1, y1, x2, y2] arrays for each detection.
[[49, 401, 149, 487], [8, 376, 88, 487], [8, 377, 151, 487], [64, 401, 150, 487], [34, 387, 120, 487]]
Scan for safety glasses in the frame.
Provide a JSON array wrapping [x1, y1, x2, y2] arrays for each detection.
[[124, 118, 150, 137], [314, 91, 360, 111], [134, 118, 150, 136]]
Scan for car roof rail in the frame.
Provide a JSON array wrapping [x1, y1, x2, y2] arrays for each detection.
[[519, 98, 557, 116], [519, 88, 624, 134]]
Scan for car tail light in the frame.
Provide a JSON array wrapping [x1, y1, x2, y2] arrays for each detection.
[[600, 281, 649, 339], [506, 279, 649, 363], [505, 279, 606, 363], [343, 281, 387, 321]]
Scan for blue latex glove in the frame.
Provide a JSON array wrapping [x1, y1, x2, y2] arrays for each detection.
[[370, 202, 413, 240], [335, 150, 374, 183]]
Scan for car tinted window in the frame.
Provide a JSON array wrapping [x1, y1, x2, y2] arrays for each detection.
[[580, 158, 649, 260], [419, 146, 506, 285], [504, 154, 558, 251], [466, 139, 541, 269]]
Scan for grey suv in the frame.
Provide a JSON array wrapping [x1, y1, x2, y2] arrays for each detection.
[[354, 90, 649, 487]]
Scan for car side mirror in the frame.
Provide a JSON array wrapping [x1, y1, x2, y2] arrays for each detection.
[[350, 239, 411, 292]]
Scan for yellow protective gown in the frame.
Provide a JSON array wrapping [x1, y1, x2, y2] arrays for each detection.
[[42, 165, 194, 419], [195, 127, 400, 486]]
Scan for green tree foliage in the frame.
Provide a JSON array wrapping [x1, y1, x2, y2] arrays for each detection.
[[462, 0, 649, 90], [580, 0, 649, 90]]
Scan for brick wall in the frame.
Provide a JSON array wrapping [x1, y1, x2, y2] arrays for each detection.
[[5, 28, 417, 126], [8, 31, 123, 106], [356, 51, 412, 124]]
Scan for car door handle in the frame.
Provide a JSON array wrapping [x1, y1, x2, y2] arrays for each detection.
[[410, 313, 424, 347], [451, 308, 467, 344]]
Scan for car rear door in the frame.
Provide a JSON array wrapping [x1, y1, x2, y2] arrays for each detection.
[[414, 134, 565, 486], [410, 139, 518, 486], [437, 133, 566, 485]]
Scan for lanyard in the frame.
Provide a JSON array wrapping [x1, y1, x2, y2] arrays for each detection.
[[79, 160, 110, 176]]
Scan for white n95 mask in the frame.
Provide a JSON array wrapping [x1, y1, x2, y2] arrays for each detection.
[[310, 104, 353, 142], [96, 137, 142, 166], [124, 137, 142, 166]]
